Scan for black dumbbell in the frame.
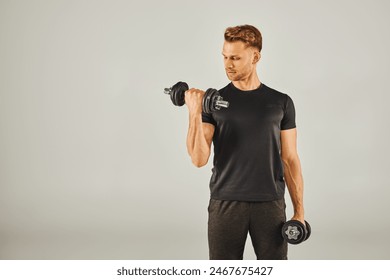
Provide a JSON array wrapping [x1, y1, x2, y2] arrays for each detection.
[[281, 220, 311, 245], [164, 81, 229, 114]]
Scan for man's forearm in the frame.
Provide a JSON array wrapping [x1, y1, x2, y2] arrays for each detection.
[[186, 113, 210, 167], [282, 156, 304, 219]]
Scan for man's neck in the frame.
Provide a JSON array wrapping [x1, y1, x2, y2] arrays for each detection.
[[232, 73, 261, 91]]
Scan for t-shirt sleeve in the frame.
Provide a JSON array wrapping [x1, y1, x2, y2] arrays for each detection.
[[281, 94, 296, 130], [202, 112, 217, 126]]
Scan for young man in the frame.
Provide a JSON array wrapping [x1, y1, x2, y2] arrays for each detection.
[[184, 25, 305, 260]]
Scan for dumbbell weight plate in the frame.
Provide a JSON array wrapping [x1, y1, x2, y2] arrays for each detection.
[[170, 81, 188, 106], [304, 220, 311, 241], [203, 88, 213, 114], [282, 220, 306, 245], [209, 88, 219, 111], [203, 88, 219, 114]]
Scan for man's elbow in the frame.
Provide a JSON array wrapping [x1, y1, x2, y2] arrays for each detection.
[[281, 153, 299, 166], [191, 157, 208, 168]]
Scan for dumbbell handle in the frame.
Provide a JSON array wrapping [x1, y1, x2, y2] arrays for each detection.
[[164, 88, 173, 95], [164, 87, 229, 108], [215, 96, 229, 109]]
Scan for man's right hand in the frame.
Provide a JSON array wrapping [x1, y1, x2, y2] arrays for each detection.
[[185, 88, 205, 115]]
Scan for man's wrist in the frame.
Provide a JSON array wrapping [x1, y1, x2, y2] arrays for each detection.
[[189, 111, 202, 120]]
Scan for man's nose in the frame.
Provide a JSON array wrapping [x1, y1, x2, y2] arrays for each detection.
[[226, 62, 233, 68]]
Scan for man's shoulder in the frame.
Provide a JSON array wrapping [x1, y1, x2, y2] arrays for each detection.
[[218, 83, 231, 93], [263, 84, 289, 98]]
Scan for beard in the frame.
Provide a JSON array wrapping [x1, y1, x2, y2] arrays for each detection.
[[226, 71, 244, 81]]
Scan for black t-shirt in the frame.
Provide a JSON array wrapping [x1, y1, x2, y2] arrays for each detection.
[[202, 82, 296, 202]]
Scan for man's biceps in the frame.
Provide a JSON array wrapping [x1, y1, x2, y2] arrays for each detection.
[[203, 122, 215, 131], [281, 128, 297, 145], [280, 127, 297, 137], [281, 129, 298, 158], [202, 123, 215, 141]]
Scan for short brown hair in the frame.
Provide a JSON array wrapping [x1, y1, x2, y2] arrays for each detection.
[[224, 24, 262, 52]]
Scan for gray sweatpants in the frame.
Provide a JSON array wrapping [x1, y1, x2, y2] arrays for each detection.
[[207, 198, 288, 260]]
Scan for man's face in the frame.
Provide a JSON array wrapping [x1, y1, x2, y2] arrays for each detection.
[[222, 40, 260, 81]]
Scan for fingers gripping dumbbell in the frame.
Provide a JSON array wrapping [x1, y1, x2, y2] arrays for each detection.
[[164, 81, 229, 114], [281, 220, 311, 245]]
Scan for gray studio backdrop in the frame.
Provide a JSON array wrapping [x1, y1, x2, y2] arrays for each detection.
[[0, 0, 389, 259]]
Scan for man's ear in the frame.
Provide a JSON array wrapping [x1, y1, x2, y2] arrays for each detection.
[[253, 51, 261, 64]]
